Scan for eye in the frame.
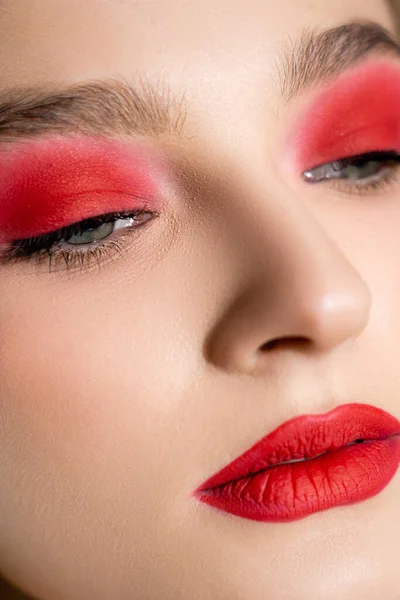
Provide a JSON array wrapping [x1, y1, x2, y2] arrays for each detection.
[[58, 213, 145, 246], [65, 220, 120, 245], [1, 209, 156, 273], [303, 151, 400, 185]]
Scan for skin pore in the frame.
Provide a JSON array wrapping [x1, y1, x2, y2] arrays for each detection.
[[0, 0, 400, 598]]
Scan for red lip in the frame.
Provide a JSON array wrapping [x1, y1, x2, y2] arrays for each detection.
[[194, 404, 400, 522]]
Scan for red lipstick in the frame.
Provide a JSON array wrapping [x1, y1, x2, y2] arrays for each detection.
[[0, 136, 166, 242], [287, 61, 400, 170], [194, 404, 400, 522]]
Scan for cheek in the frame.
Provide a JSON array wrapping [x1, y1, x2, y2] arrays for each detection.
[[0, 288, 155, 449], [0, 282, 187, 598], [0, 269, 206, 597], [0, 270, 193, 473], [0, 279, 179, 586]]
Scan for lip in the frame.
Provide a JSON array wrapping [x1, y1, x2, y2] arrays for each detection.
[[194, 404, 400, 522]]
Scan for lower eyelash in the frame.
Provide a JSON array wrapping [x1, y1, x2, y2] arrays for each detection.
[[50, 238, 128, 272], [0, 210, 156, 274], [1, 234, 130, 274], [328, 164, 400, 197]]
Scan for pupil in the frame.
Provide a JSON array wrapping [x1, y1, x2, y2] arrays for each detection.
[[66, 221, 114, 245], [344, 161, 379, 179]]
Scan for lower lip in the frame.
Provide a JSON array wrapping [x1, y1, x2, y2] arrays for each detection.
[[197, 435, 400, 522]]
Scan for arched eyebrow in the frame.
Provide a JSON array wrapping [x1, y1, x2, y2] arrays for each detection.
[[277, 21, 400, 102], [0, 20, 398, 144], [0, 75, 188, 143]]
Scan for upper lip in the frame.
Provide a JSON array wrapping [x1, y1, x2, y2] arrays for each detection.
[[196, 403, 400, 491]]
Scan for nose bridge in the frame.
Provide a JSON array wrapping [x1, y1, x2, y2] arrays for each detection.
[[228, 177, 358, 289], [260, 195, 356, 289]]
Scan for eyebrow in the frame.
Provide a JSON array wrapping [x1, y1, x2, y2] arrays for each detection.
[[278, 21, 400, 102], [0, 21, 399, 143], [0, 75, 188, 143]]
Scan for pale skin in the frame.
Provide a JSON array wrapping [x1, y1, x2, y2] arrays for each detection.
[[0, 0, 400, 598]]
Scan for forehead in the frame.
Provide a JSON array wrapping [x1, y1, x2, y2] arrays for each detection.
[[0, 0, 395, 156], [0, 0, 393, 88]]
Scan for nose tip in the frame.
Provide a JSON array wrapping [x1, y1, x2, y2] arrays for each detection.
[[285, 283, 372, 352], [206, 218, 372, 376], [208, 278, 371, 375]]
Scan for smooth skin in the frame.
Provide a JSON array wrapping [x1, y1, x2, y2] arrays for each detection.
[[0, 0, 400, 599]]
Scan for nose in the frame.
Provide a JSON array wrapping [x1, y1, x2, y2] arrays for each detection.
[[207, 194, 372, 375]]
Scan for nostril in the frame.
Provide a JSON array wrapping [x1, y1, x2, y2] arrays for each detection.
[[261, 337, 310, 352], [261, 339, 279, 351]]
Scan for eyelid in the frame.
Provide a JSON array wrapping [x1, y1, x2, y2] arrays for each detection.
[[0, 191, 157, 245], [0, 136, 167, 242], [285, 60, 400, 172]]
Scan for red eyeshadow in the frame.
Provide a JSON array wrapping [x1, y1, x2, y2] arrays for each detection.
[[0, 136, 166, 241], [286, 61, 400, 171]]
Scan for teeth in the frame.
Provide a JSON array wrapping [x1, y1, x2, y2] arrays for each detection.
[[280, 457, 307, 465], [274, 456, 314, 466]]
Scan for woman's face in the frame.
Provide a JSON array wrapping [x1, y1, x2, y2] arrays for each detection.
[[1, 0, 400, 599]]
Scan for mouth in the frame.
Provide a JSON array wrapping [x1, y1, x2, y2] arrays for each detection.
[[193, 404, 400, 523]]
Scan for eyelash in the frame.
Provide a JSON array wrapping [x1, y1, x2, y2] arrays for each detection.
[[302, 150, 400, 195], [0, 209, 156, 274], [2, 150, 399, 275]]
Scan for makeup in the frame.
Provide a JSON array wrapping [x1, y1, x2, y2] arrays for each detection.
[[0, 136, 166, 242], [194, 404, 400, 522], [287, 61, 400, 171]]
